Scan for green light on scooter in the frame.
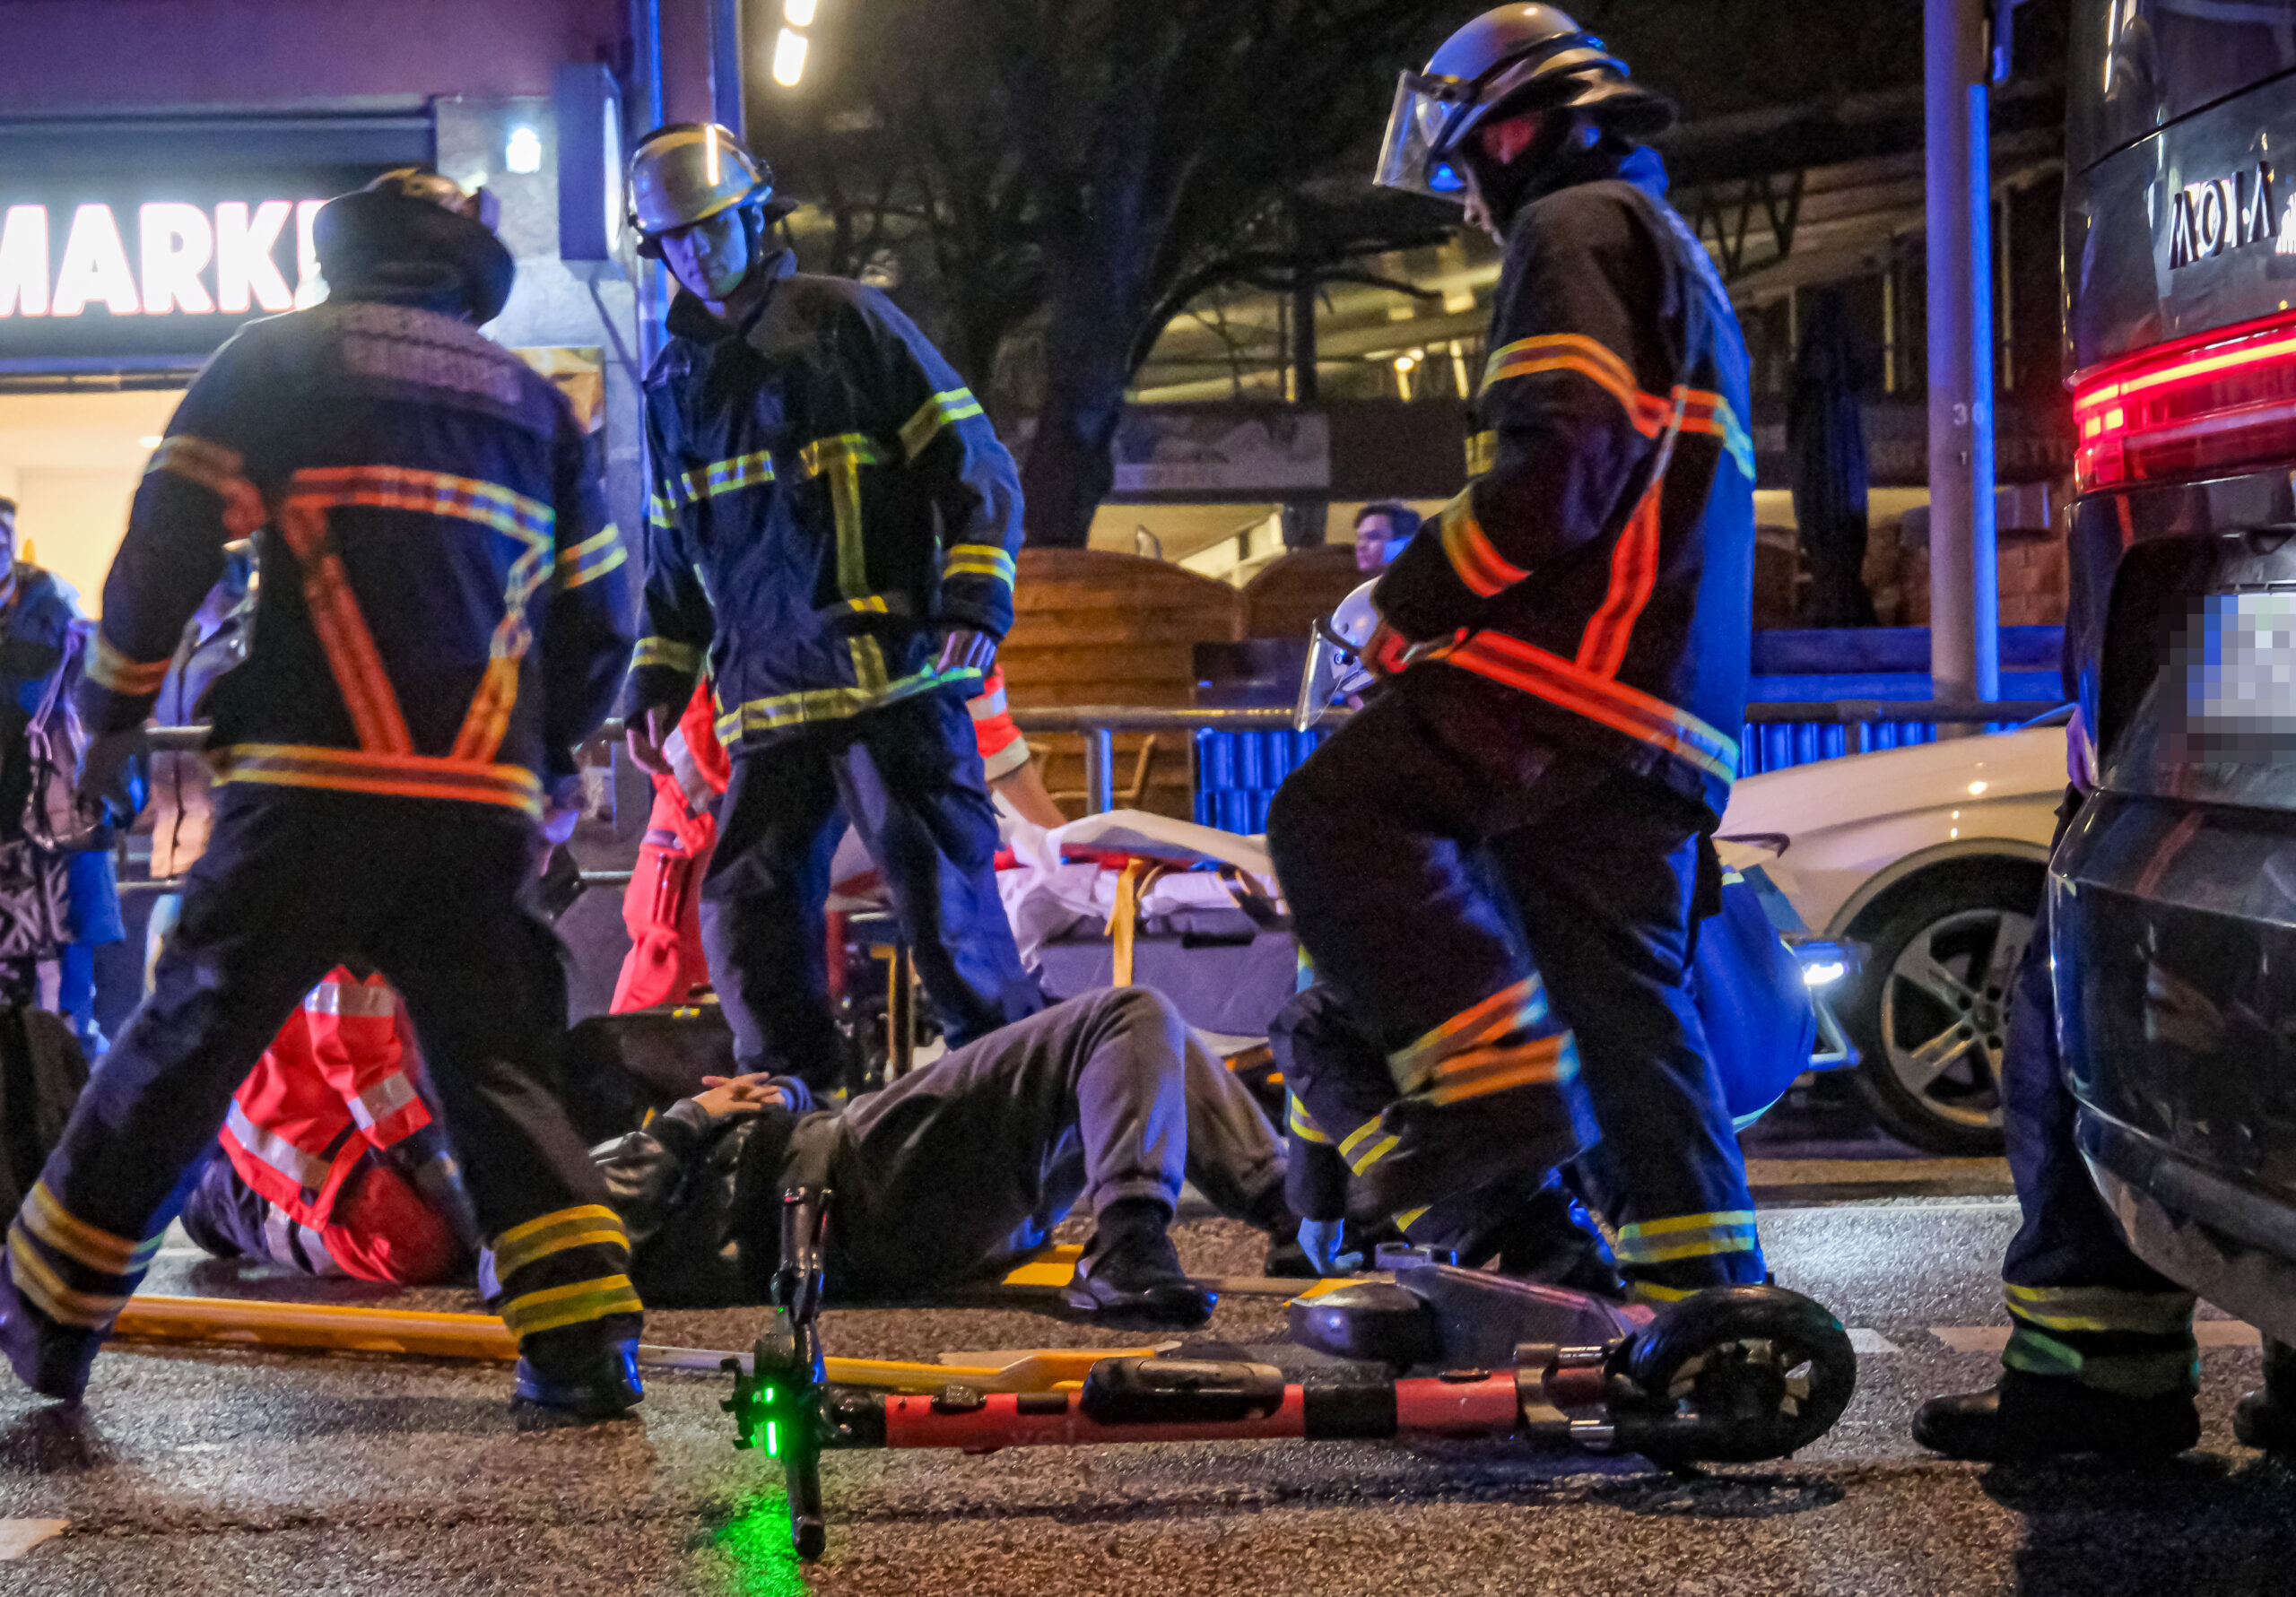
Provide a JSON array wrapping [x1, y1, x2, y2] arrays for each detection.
[[767, 1420, 780, 1458]]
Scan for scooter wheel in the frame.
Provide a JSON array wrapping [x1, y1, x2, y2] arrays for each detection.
[[1617, 1285, 1857, 1464]]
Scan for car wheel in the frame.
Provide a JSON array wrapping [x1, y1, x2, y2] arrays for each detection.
[[1842, 861, 2041, 1157]]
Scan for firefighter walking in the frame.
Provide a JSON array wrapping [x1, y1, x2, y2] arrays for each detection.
[[1268, 5, 1765, 1302], [0, 170, 646, 1417], [620, 124, 1042, 1089]]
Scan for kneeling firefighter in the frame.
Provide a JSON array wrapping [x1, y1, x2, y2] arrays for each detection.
[[1267, 4, 1764, 1301], [0, 170, 647, 1416]]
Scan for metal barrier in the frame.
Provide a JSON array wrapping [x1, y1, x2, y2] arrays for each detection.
[[1009, 700, 2064, 815]]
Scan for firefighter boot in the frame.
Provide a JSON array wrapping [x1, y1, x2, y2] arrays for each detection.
[[1912, 1368, 2199, 1462], [2234, 1336, 2296, 1452], [0, 1255, 102, 1404], [512, 1327, 646, 1423], [1065, 1198, 1217, 1331]]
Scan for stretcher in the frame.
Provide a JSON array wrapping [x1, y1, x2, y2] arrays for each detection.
[[726, 1188, 1861, 1560]]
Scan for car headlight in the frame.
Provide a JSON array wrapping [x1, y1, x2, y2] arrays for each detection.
[[1795, 940, 1850, 987]]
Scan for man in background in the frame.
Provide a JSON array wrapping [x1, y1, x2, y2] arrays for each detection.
[[1352, 502, 1422, 572]]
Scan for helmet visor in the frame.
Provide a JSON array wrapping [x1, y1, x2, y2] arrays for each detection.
[[1373, 73, 1471, 204]]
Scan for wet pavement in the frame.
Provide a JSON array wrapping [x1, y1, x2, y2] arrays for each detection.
[[0, 1117, 2288, 1594]]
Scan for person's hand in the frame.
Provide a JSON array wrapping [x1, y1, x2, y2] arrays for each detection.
[[77, 728, 147, 823], [625, 702, 677, 777], [935, 627, 997, 677], [692, 1072, 791, 1120]]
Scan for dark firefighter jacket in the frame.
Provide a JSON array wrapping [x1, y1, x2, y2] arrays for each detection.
[[78, 297, 636, 819], [1374, 144, 1755, 819], [593, 1079, 825, 1307], [622, 252, 1026, 753]]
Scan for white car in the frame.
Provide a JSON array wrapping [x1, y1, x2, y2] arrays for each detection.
[[1717, 722, 2068, 1155]]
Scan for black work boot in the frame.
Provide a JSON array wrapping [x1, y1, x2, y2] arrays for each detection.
[[2235, 1336, 2296, 1452], [512, 1329, 645, 1424], [1912, 1368, 2199, 1462], [1065, 1198, 1216, 1331]]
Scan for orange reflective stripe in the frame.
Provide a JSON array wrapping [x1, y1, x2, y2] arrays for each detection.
[[278, 499, 414, 755], [215, 743, 543, 815], [1576, 485, 1664, 678], [1446, 632, 1738, 784], [85, 632, 171, 697], [1483, 334, 1657, 427], [1388, 975, 1544, 1091], [1436, 491, 1528, 599]]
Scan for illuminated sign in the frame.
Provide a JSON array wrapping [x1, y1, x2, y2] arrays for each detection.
[[0, 199, 329, 319], [2167, 161, 2279, 268]]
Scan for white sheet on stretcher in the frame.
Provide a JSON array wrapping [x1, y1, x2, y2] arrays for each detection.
[[994, 810, 1284, 970]]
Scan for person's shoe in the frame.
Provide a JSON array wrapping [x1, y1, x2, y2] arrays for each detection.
[[0, 1261, 99, 1404], [1065, 1200, 1216, 1331], [511, 1336, 645, 1423], [1912, 1369, 2198, 1462]]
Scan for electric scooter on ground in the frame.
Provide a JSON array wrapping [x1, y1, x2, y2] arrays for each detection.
[[724, 1187, 1858, 1560]]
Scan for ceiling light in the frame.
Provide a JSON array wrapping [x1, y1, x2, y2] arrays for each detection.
[[505, 126, 543, 175]]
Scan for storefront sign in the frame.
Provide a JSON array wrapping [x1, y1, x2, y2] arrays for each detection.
[[0, 199, 328, 320]]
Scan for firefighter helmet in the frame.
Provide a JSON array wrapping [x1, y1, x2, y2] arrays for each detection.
[[312, 168, 514, 324], [627, 124, 789, 257], [1374, 4, 1675, 202], [1293, 580, 1386, 730]]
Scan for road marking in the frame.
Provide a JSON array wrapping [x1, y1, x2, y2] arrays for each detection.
[[0, 1521, 65, 1559], [1931, 1322, 2262, 1354], [1848, 1328, 1900, 1355]]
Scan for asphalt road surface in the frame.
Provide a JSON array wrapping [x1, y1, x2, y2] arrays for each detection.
[[0, 1147, 2288, 1595]]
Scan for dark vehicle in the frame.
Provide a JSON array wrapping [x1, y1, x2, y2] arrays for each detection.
[[2059, 2, 2296, 1346]]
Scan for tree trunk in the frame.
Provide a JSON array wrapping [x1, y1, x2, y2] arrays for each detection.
[[1020, 266, 1141, 549]]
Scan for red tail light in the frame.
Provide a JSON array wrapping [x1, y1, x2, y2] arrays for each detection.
[[2073, 308, 2296, 492]]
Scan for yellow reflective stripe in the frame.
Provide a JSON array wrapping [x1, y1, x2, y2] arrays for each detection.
[[1465, 430, 1497, 479], [678, 449, 776, 504], [798, 434, 882, 602], [2004, 1283, 2198, 1337], [1444, 632, 1739, 785], [1413, 1034, 1578, 1107], [1629, 1280, 1698, 1306], [1338, 1113, 1400, 1175], [1436, 490, 1527, 599], [555, 525, 629, 589], [1286, 1092, 1331, 1144], [713, 662, 980, 743], [848, 636, 890, 695], [633, 637, 704, 674], [1388, 975, 1544, 1092], [216, 743, 542, 817], [2002, 1325, 2198, 1399], [85, 632, 172, 697], [648, 491, 678, 530], [499, 1273, 645, 1339], [7, 1225, 127, 1329], [943, 543, 1017, 586], [900, 386, 986, 460], [1395, 1205, 1431, 1234], [494, 1204, 631, 1282], [23, 1183, 160, 1276], [149, 434, 268, 536], [1613, 1210, 1761, 1265]]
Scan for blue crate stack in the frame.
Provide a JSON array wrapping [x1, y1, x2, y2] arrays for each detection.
[[1194, 727, 1329, 834]]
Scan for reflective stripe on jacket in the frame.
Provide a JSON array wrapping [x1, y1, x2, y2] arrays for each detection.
[[622, 254, 1026, 751], [219, 968, 432, 1233], [1373, 146, 1755, 817], [78, 298, 638, 817]]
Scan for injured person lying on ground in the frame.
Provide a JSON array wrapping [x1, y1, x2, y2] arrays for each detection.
[[592, 985, 1296, 1331]]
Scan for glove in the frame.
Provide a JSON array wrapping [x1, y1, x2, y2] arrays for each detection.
[[935, 627, 997, 677], [1297, 1217, 1355, 1276], [77, 728, 147, 824]]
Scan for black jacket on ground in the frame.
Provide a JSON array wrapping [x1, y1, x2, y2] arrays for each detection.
[[1374, 144, 1755, 819], [623, 253, 1026, 753]]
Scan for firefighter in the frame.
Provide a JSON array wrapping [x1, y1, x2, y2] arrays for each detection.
[[179, 968, 478, 1288], [0, 169, 646, 1418], [621, 124, 1043, 1091], [1266, 5, 1764, 1303], [594, 986, 1292, 1329]]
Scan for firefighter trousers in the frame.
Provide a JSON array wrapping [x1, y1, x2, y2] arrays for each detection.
[[822, 985, 1286, 1301], [700, 689, 1042, 1089], [1267, 684, 1763, 1296], [1, 787, 640, 1377], [1998, 788, 2197, 1398]]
